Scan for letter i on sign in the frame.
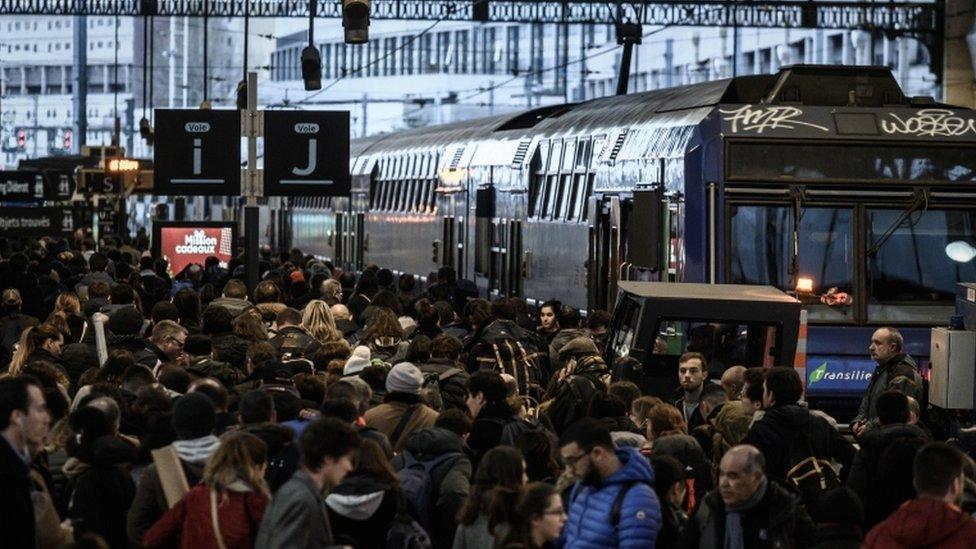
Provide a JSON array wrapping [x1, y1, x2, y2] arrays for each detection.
[[193, 139, 202, 175]]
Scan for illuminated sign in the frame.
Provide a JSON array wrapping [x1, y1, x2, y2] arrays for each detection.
[[154, 222, 236, 276], [107, 158, 141, 172]]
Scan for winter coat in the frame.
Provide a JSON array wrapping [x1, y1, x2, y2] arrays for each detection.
[[743, 404, 856, 485], [64, 435, 137, 549], [672, 390, 706, 433], [865, 498, 976, 549], [143, 482, 269, 549], [468, 401, 519, 467], [705, 401, 750, 476], [24, 347, 70, 378], [239, 423, 301, 493], [269, 326, 319, 360], [395, 427, 473, 549], [0, 436, 35, 549], [364, 393, 439, 452], [186, 356, 241, 389], [453, 512, 508, 549], [419, 358, 471, 413], [846, 422, 929, 528], [561, 447, 661, 549], [854, 353, 924, 428], [681, 480, 817, 549], [127, 456, 207, 546], [600, 416, 647, 449], [548, 328, 592, 371], [326, 473, 400, 548], [254, 470, 335, 549], [133, 342, 169, 370], [543, 356, 609, 436], [208, 297, 252, 318], [810, 524, 862, 549], [255, 303, 287, 328], [61, 342, 99, 385], [649, 434, 713, 504], [213, 332, 251, 372]]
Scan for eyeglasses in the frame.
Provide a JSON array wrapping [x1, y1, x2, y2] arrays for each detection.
[[168, 337, 186, 348], [562, 451, 589, 468], [543, 507, 566, 516]]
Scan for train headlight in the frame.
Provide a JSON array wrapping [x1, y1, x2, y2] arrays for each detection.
[[946, 241, 976, 263], [796, 277, 814, 294]]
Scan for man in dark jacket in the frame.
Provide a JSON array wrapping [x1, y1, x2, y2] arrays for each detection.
[[255, 418, 362, 549], [465, 370, 518, 467], [203, 304, 249, 372], [682, 445, 817, 549], [866, 442, 976, 548], [547, 305, 591, 371], [106, 306, 148, 355], [134, 319, 187, 369], [207, 278, 251, 318], [0, 376, 49, 549], [183, 334, 241, 389], [847, 390, 929, 529], [138, 255, 171, 314], [0, 288, 38, 367], [420, 334, 470, 413], [238, 389, 301, 492], [744, 367, 855, 487], [270, 307, 319, 360], [544, 340, 610, 436], [396, 426, 472, 549], [852, 327, 924, 437], [674, 352, 708, 432]]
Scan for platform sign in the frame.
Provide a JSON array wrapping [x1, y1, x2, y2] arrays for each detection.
[[263, 111, 350, 197], [0, 206, 77, 237], [154, 109, 241, 196], [0, 170, 75, 201], [80, 170, 124, 195]]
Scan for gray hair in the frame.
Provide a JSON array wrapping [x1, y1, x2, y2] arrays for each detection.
[[881, 327, 904, 351], [87, 396, 121, 433]]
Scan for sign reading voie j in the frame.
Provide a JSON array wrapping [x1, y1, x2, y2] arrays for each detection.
[[264, 111, 350, 197], [154, 109, 241, 196]]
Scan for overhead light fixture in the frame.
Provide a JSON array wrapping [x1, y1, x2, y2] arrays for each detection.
[[946, 240, 976, 263]]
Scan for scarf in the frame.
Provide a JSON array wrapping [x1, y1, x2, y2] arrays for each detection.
[[724, 477, 768, 549], [173, 435, 221, 464]]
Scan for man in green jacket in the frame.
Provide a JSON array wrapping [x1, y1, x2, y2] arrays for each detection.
[[852, 327, 924, 437]]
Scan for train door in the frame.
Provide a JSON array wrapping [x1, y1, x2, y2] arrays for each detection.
[[333, 210, 364, 271], [332, 211, 345, 265], [440, 190, 465, 276], [588, 195, 622, 311]]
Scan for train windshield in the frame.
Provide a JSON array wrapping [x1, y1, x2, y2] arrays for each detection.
[[728, 143, 976, 182], [730, 204, 976, 323]]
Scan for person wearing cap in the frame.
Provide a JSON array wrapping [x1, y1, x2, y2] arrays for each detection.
[[0, 288, 38, 367], [363, 362, 439, 452], [106, 306, 149, 355], [127, 392, 219, 546]]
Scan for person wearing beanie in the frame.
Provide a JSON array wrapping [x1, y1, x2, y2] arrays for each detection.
[[343, 345, 372, 376], [363, 362, 439, 452], [811, 488, 864, 549], [127, 392, 220, 546], [106, 306, 149, 355]]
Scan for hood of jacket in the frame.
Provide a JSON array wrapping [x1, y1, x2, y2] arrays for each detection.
[[877, 498, 974, 546], [712, 400, 751, 445], [403, 426, 465, 459], [256, 302, 287, 321], [603, 446, 656, 486], [210, 297, 251, 313], [325, 473, 392, 520]]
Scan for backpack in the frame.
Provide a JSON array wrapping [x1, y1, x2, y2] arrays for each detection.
[[471, 320, 545, 399], [544, 372, 604, 435], [785, 419, 840, 512], [483, 416, 546, 446], [386, 499, 434, 549], [419, 368, 464, 411], [0, 314, 29, 368], [397, 450, 463, 529]]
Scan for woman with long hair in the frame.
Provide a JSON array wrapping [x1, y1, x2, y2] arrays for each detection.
[[51, 291, 85, 343], [9, 323, 64, 376], [143, 431, 271, 549], [455, 446, 526, 549], [233, 309, 268, 342], [302, 300, 342, 344], [326, 439, 402, 548], [360, 307, 407, 363], [172, 287, 202, 334], [497, 483, 566, 549]]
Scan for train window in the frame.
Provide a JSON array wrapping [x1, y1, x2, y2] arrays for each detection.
[[532, 175, 547, 219], [728, 143, 976, 183], [413, 180, 423, 212], [544, 174, 559, 219], [572, 174, 587, 222], [867, 208, 976, 323], [559, 174, 573, 220], [562, 140, 577, 173], [549, 141, 563, 174], [387, 181, 397, 211], [576, 138, 590, 169], [730, 205, 854, 323], [591, 136, 607, 169], [582, 174, 595, 222], [538, 141, 550, 173]]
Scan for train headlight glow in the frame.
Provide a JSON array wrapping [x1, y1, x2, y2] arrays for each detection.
[[945, 241, 976, 263], [796, 277, 814, 293]]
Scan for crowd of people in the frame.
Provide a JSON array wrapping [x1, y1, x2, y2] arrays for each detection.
[[0, 233, 972, 549]]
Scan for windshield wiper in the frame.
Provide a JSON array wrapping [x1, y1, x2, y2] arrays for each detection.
[[867, 188, 929, 257]]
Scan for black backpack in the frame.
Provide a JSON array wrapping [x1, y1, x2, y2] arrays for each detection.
[[387, 497, 434, 549], [544, 372, 604, 436], [397, 449, 463, 529], [0, 314, 29, 368], [470, 320, 545, 399], [785, 418, 840, 513]]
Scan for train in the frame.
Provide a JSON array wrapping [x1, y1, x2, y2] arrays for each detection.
[[285, 64, 976, 409]]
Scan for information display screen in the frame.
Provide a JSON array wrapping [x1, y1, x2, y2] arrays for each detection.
[[153, 221, 236, 277]]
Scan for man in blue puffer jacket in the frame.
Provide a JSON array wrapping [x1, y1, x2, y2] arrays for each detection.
[[559, 418, 661, 548]]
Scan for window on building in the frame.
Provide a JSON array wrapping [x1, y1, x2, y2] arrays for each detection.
[[506, 26, 519, 74]]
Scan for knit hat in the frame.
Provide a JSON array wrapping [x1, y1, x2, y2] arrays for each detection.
[[344, 345, 372, 376], [816, 487, 864, 526], [385, 362, 424, 395], [107, 306, 144, 336], [558, 336, 600, 360], [171, 392, 216, 440]]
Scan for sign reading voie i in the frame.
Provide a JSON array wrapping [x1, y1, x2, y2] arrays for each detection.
[[264, 111, 350, 197], [154, 109, 241, 196]]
